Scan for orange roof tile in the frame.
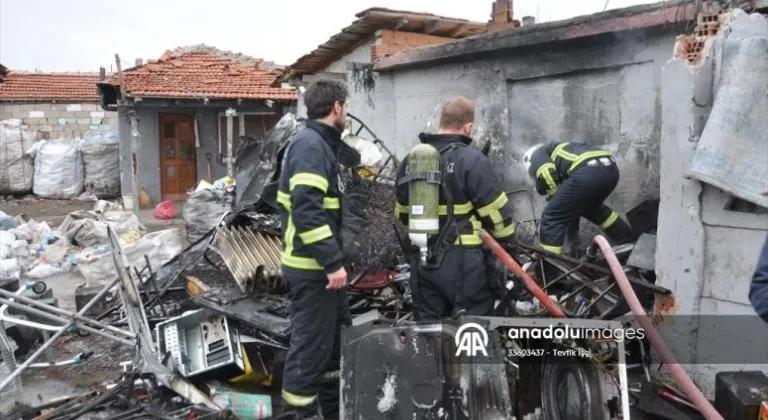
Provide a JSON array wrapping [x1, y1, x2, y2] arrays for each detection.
[[110, 46, 296, 101], [0, 72, 101, 101]]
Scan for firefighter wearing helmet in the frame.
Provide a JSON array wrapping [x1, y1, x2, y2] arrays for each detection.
[[522, 142, 636, 255]]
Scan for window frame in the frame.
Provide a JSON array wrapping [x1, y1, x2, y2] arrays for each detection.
[[216, 111, 278, 164]]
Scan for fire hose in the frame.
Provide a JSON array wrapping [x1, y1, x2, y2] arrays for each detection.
[[593, 235, 723, 420]]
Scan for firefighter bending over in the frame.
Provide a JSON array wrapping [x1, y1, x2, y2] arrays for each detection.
[[395, 97, 518, 321], [522, 142, 636, 255], [276, 80, 352, 420]]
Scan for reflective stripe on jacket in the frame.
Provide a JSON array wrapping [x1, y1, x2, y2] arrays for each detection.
[[278, 120, 344, 274], [529, 142, 613, 196]]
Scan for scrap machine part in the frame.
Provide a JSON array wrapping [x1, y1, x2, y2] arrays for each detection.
[[0, 322, 22, 399], [190, 290, 292, 345], [341, 319, 512, 420], [107, 227, 222, 411], [483, 316, 630, 420], [212, 225, 283, 294], [155, 309, 245, 380]]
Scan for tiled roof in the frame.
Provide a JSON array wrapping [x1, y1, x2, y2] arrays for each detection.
[[109, 45, 296, 101], [281, 7, 486, 79], [0, 72, 101, 101]]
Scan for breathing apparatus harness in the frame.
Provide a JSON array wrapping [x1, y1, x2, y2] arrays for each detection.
[[398, 141, 472, 317]]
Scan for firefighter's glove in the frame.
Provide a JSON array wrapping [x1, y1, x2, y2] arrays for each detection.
[[500, 238, 521, 262], [486, 254, 509, 296], [340, 192, 368, 263]]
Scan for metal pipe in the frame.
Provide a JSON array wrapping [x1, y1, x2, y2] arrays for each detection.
[[0, 288, 135, 338], [0, 277, 123, 393], [0, 283, 61, 331], [593, 235, 723, 420], [0, 298, 135, 347], [347, 112, 398, 168]]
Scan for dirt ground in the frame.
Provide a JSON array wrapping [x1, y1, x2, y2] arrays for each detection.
[[0, 195, 93, 225], [1, 196, 188, 410]]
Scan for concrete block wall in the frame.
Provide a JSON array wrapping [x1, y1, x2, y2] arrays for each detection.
[[373, 26, 679, 231], [0, 102, 118, 140]]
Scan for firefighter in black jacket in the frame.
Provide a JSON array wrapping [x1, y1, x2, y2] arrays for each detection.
[[276, 80, 352, 420], [395, 97, 518, 321], [522, 142, 636, 255], [750, 235, 768, 323]]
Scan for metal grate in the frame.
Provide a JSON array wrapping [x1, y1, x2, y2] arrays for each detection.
[[0, 323, 22, 397]]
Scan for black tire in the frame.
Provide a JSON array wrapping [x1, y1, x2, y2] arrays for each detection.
[[31, 282, 47, 295], [540, 355, 604, 420]]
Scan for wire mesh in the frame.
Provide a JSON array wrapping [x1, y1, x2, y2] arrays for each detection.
[[0, 322, 23, 397]]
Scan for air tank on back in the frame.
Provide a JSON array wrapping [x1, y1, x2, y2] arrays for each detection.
[[406, 143, 441, 264]]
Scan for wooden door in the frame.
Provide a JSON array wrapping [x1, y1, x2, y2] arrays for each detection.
[[159, 114, 197, 201]]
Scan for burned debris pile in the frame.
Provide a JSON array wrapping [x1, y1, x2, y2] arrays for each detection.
[[0, 113, 409, 418]]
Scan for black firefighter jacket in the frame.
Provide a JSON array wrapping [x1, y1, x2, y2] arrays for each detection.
[[277, 120, 346, 278], [528, 142, 613, 196], [750, 235, 768, 322], [395, 133, 517, 247]]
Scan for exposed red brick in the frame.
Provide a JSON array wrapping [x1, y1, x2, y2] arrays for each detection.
[[0, 72, 101, 101], [675, 11, 722, 65], [488, 1, 517, 33], [653, 295, 677, 326], [108, 47, 296, 101], [378, 29, 455, 48], [372, 29, 458, 60]]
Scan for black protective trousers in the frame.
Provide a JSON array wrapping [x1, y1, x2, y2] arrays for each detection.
[[410, 246, 496, 322], [281, 272, 351, 419], [539, 162, 635, 254]]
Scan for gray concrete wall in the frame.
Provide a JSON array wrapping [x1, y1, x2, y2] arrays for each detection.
[[0, 102, 117, 140], [379, 28, 677, 227], [657, 23, 768, 396], [295, 37, 396, 150], [326, 38, 376, 73]]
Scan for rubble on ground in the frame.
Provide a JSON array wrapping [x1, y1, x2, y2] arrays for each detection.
[[0, 113, 411, 419]]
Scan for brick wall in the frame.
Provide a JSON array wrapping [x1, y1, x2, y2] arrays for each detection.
[[0, 102, 118, 140], [371, 29, 458, 61]]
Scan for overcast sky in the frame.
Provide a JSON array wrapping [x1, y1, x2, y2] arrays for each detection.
[[0, 0, 655, 72]]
